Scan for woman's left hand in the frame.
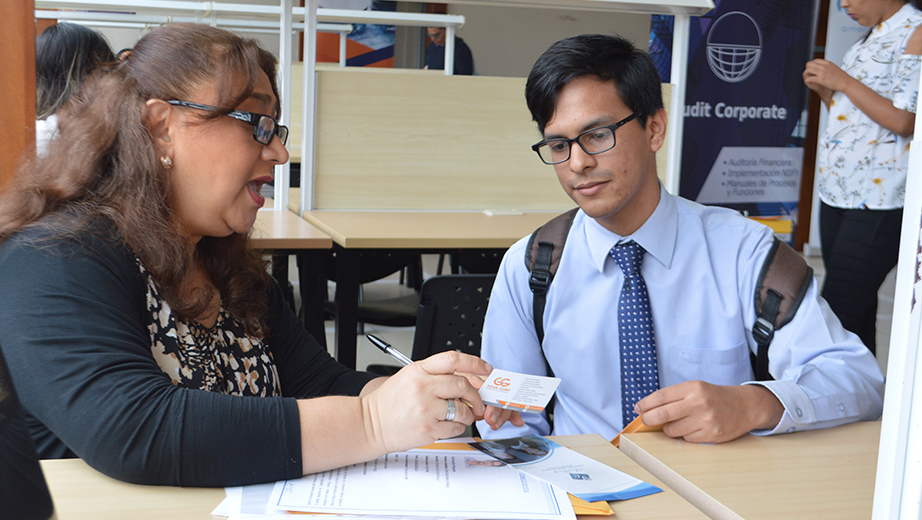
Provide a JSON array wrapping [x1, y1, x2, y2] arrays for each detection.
[[804, 59, 852, 95], [453, 371, 525, 430], [481, 406, 526, 430]]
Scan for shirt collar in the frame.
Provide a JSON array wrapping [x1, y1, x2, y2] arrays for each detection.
[[584, 183, 677, 272], [873, 3, 916, 38]]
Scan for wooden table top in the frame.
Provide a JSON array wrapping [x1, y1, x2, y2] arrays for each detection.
[[41, 434, 704, 519], [619, 421, 881, 520], [41, 458, 225, 520], [302, 209, 563, 249], [250, 206, 332, 250]]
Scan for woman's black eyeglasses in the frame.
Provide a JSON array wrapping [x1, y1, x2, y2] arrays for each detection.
[[166, 100, 289, 147], [531, 112, 637, 165]]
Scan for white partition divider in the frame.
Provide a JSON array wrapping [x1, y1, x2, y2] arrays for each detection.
[[299, 0, 317, 216], [664, 15, 690, 196], [276, 0, 293, 212], [873, 104, 922, 519]]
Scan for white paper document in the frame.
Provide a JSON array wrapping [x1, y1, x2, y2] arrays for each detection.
[[469, 435, 661, 502], [478, 369, 560, 414], [266, 445, 575, 519]]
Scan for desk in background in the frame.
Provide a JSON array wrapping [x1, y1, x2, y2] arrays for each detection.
[[300, 209, 561, 369], [40, 434, 704, 519], [252, 206, 332, 344], [620, 421, 880, 520]]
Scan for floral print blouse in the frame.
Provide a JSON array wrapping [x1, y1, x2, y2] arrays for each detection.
[[817, 3, 922, 210], [139, 260, 282, 397]]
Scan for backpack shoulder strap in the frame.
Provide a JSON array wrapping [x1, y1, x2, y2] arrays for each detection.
[[525, 208, 579, 344], [751, 237, 813, 381]]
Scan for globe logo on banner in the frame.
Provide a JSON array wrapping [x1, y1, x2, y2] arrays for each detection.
[[706, 11, 763, 83]]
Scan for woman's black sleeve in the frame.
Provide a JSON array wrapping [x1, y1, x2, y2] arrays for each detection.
[[0, 233, 303, 487], [264, 280, 378, 399]]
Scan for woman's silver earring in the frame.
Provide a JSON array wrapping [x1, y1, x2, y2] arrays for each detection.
[[160, 155, 173, 169]]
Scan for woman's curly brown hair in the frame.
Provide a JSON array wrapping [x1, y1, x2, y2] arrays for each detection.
[[0, 23, 281, 337]]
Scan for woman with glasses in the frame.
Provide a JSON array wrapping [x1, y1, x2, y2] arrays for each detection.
[[0, 23, 516, 487]]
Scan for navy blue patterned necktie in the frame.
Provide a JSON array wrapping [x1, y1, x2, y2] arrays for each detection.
[[611, 241, 660, 427]]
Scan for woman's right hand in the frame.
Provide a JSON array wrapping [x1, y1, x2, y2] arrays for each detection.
[[360, 351, 491, 454], [803, 58, 843, 105]]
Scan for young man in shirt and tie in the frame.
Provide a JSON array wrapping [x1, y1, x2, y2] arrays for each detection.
[[478, 34, 884, 443]]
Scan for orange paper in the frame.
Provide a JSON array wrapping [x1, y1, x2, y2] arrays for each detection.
[[569, 494, 615, 515], [610, 416, 662, 447]]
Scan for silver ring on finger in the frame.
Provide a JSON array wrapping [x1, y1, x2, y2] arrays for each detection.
[[444, 400, 456, 422]]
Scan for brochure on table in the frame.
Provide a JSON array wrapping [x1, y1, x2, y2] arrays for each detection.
[[469, 435, 661, 502], [265, 442, 576, 519]]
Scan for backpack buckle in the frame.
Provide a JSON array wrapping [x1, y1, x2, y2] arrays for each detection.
[[752, 317, 775, 347], [529, 269, 550, 294]]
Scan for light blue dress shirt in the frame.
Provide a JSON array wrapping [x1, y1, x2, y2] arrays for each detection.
[[478, 186, 885, 441]]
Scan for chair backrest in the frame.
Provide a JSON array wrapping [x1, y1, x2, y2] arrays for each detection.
[[450, 251, 504, 274], [0, 344, 55, 520], [325, 250, 423, 291], [410, 274, 496, 360]]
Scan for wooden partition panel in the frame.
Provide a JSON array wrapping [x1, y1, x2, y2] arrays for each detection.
[[287, 66, 671, 211], [287, 63, 441, 164], [0, 1, 36, 190], [314, 71, 569, 210]]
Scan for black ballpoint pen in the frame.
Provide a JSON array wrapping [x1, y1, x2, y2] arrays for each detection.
[[366, 334, 413, 366], [366, 334, 474, 409]]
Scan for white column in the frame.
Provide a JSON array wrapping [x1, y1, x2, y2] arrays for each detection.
[[275, 0, 293, 211], [444, 24, 455, 76], [299, 0, 318, 214], [664, 15, 689, 196]]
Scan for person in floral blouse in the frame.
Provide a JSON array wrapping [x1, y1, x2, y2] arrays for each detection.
[[804, 0, 922, 355]]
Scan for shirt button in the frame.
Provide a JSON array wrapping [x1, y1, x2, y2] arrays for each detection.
[[795, 407, 803, 417], [838, 404, 845, 412], [787, 427, 796, 433]]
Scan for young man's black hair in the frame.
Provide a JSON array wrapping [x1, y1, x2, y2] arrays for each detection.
[[524, 34, 664, 133]]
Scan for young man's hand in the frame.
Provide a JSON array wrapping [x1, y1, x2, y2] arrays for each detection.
[[635, 381, 784, 443]]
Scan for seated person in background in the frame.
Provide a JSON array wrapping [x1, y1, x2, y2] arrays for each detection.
[[425, 26, 474, 75], [35, 22, 115, 155], [0, 23, 519, 488], [479, 34, 884, 443]]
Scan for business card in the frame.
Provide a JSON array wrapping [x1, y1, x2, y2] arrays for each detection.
[[479, 369, 560, 414]]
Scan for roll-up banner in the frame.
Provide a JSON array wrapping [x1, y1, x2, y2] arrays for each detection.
[[650, 0, 820, 241]]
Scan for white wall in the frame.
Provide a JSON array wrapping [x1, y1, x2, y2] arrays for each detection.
[[449, 4, 651, 78]]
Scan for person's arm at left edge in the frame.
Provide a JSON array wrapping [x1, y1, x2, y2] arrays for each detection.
[[636, 226, 884, 443]]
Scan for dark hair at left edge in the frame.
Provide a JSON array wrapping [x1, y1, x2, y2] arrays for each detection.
[[36, 23, 116, 119]]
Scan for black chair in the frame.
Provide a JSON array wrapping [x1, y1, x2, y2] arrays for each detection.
[[298, 250, 423, 346], [327, 250, 423, 329], [435, 250, 504, 275], [0, 343, 55, 520], [367, 274, 496, 375], [450, 251, 504, 274]]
